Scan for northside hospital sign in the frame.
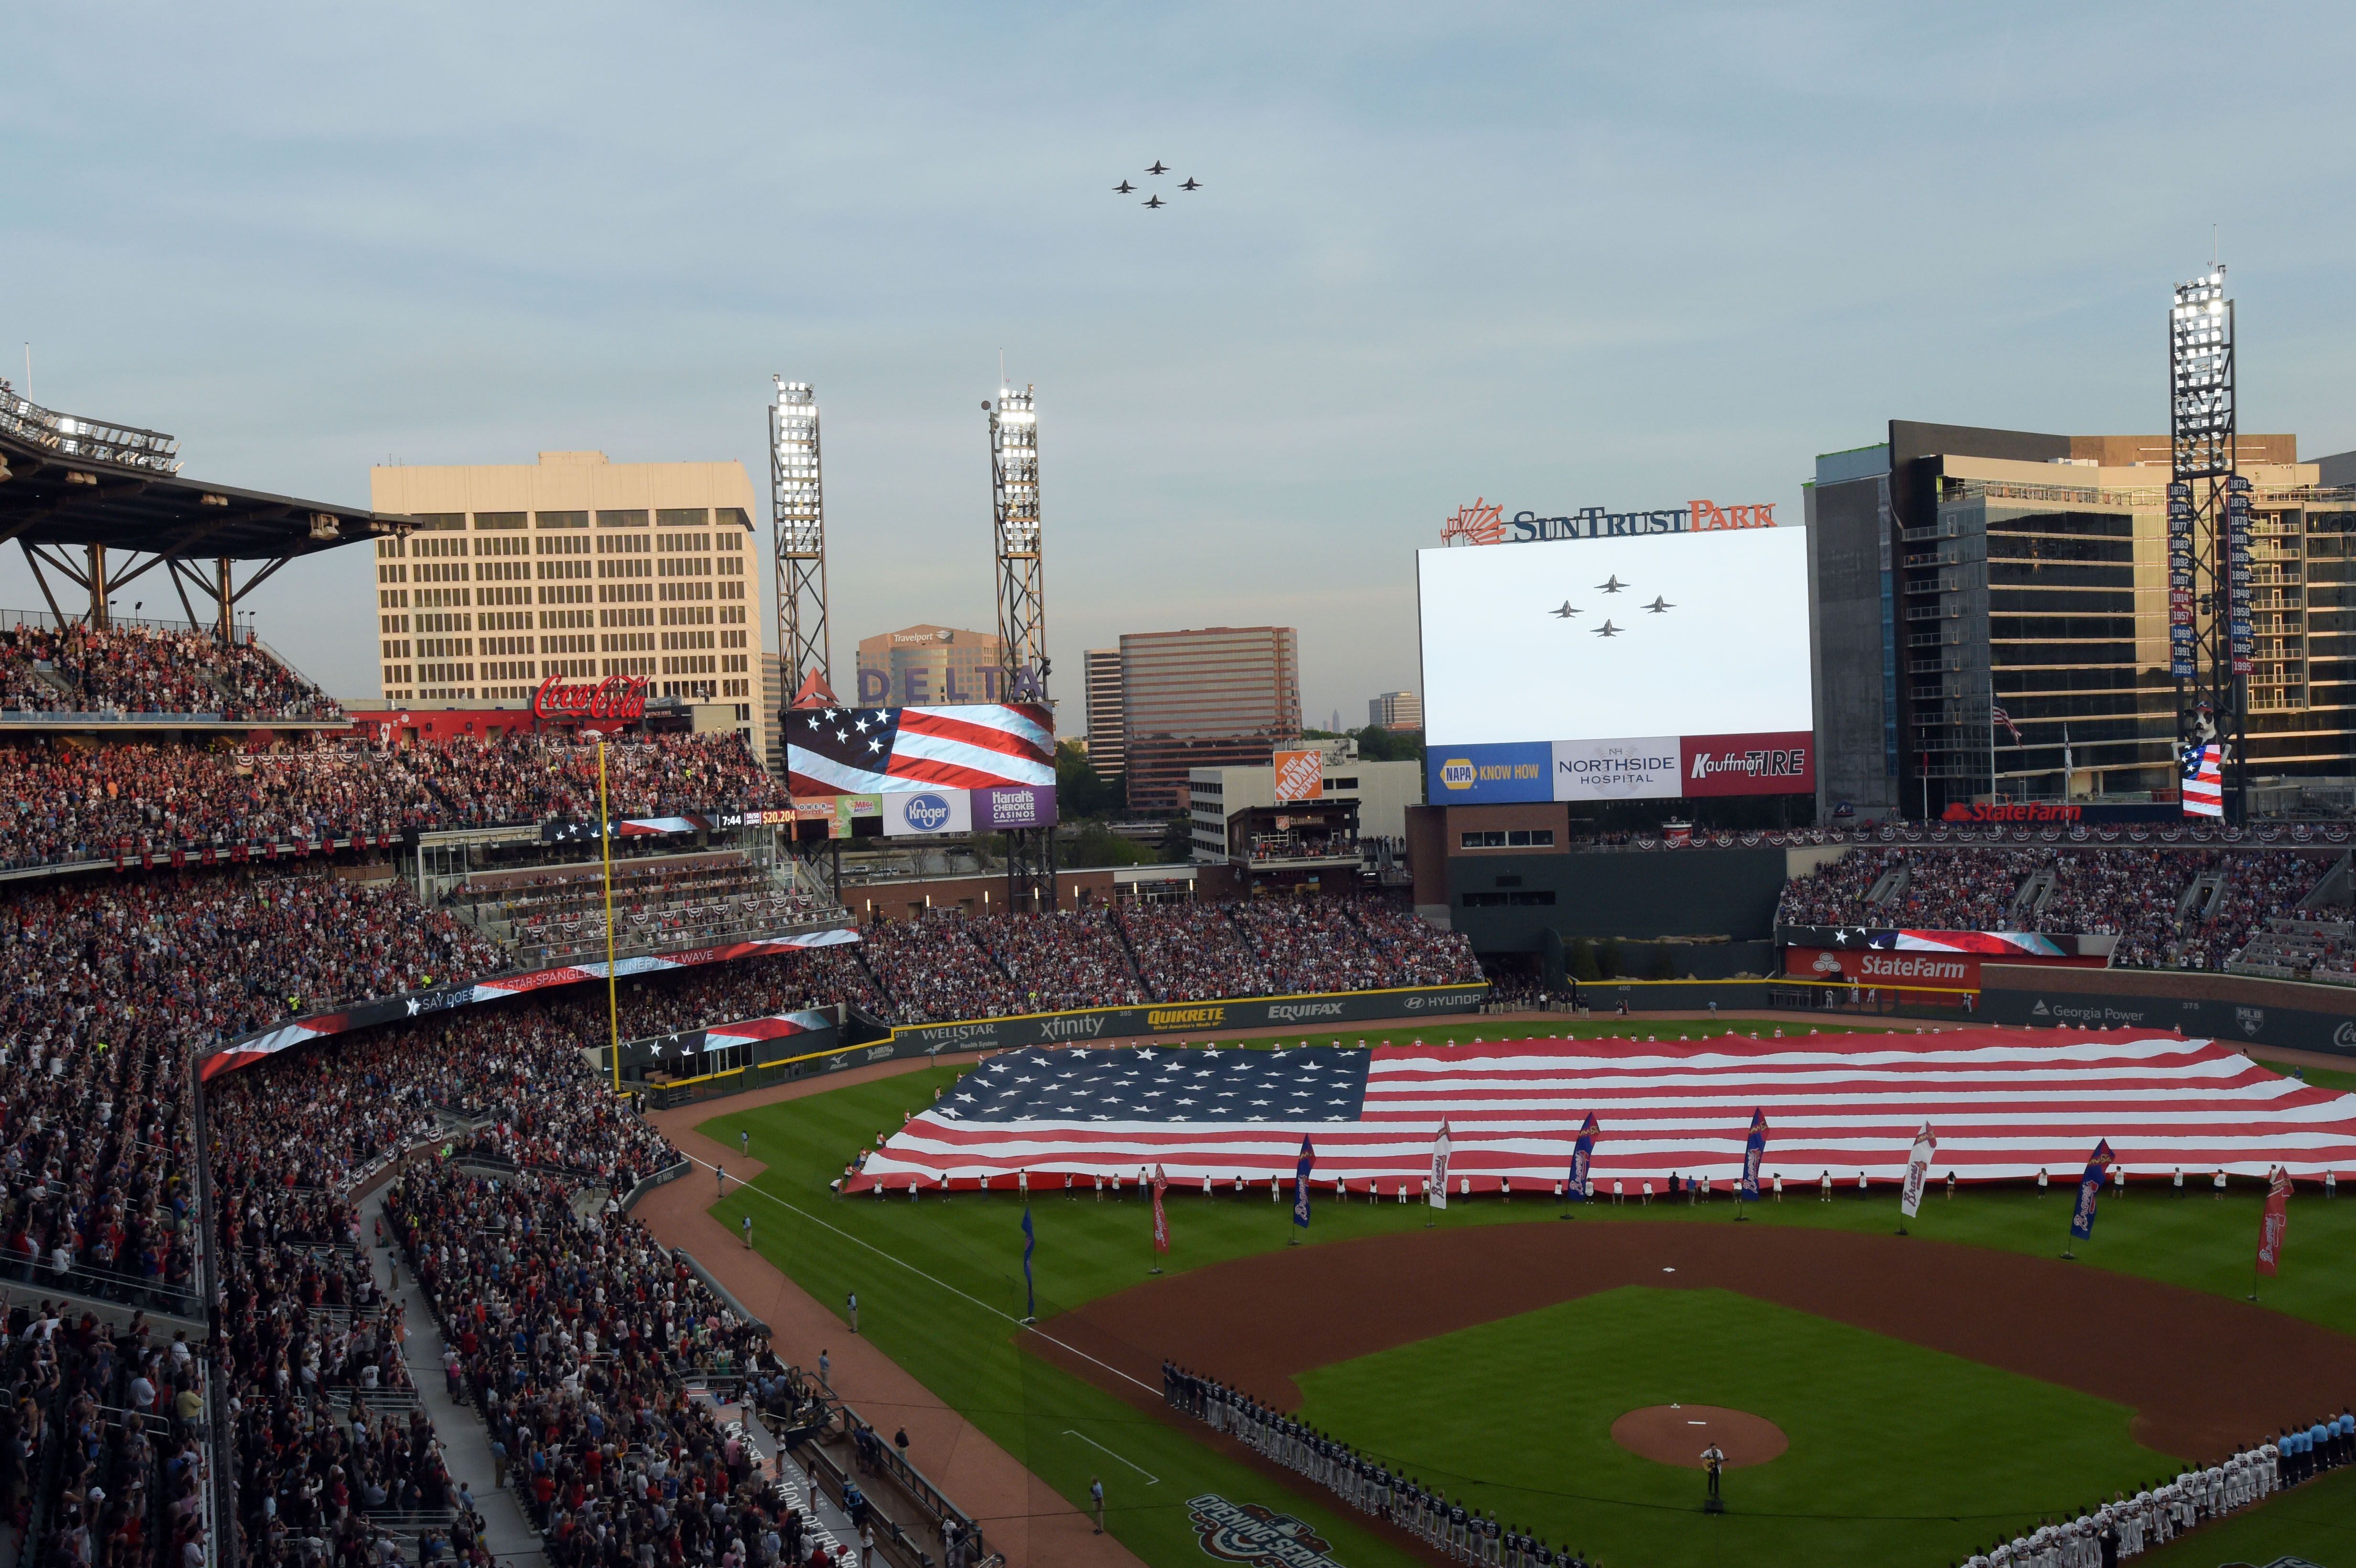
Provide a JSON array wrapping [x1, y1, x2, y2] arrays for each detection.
[[1441, 496, 1778, 545]]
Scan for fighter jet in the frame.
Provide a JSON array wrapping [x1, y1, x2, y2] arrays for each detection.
[[1179, 177, 1202, 190], [1113, 180, 1135, 194], [1593, 620, 1623, 637], [1596, 575, 1628, 593], [1549, 601, 1581, 619], [1644, 596, 1673, 613], [1144, 195, 1166, 209], [1146, 161, 1169, 175]]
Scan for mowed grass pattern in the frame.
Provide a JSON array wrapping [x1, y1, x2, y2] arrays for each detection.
[[1296, 1287, 2166, 1568], [706, 1035, 2356, 1568]]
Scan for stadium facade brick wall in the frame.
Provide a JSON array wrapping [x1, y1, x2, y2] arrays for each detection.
[[1978, 962, 2356, 1057]]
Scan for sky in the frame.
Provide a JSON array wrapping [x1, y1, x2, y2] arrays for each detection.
[[5, 2, 2355, 730]]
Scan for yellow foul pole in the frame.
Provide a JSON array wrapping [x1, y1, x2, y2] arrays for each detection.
[[601, 737, 621, 1095]]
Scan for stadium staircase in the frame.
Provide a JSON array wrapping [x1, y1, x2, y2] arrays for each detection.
[[1104, 908, 1156, 999], [1865, 862, 1908, 907], [2011, 867, 2056, 919]]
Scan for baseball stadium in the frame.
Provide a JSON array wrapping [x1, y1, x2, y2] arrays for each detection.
[[5, 279, 2356, 1568]]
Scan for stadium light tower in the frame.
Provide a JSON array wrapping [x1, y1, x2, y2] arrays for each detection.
[[2168, 266, 2245, 817], [771, 378, 831, 708], [986, 384, 1056, 912]]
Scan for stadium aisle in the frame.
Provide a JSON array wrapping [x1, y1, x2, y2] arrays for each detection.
[[689, 1387, 861, 1560], [366, 1193, 550, 1568]]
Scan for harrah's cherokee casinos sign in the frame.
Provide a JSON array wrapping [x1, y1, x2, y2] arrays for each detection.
[[532, 673, 650, 723], [1441, 496, 1778, 546]]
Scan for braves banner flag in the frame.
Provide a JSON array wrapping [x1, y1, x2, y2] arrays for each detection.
[[1151, 1164, 1170, 1255], [1292, 1137, 1316, 1229], [2069, 1139, 2115, 1241], [1568, 1113, 1598, 1202], [2255, 1165, 2291, 1277], [1900, 1123, 1938, 1220], [1021, 1207, 1036, 1319], [1429, 1121, 1453, 1210], [1740, 1109, 1768, 1201]]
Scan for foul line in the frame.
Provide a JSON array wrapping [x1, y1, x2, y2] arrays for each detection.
[[1062, 1429, 1161, 1484], [693, 1155, 1160, 1397]]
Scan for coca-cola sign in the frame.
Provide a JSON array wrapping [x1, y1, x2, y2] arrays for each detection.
[[532, 673, 649, 723]]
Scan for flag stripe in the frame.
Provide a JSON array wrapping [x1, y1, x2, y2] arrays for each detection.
[[844, 1029, 2356, 1191]]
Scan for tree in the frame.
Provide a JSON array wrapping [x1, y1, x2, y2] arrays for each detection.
[[1646, 946, 1678, 981], [1568, 937, 1602, 983], [1353, 726, 1425, 763], [1598, 937, 1624, 980], [1055, 740, 1122, 819]]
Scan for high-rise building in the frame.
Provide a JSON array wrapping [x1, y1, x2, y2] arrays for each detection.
[[1806, 423, 2346, 819], [1084, 648, 1125, 777], [1119, 625, 1301, 812], [1368, 690, 1423, 731], [852, 625, 1007, 707], [368, 450, 766, 759]]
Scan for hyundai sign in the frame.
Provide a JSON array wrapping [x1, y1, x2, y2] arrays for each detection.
[[1418, 528, 1815, 801]]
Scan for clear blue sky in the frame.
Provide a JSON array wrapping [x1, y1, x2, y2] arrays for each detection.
[[4, 3, 2351, 726]]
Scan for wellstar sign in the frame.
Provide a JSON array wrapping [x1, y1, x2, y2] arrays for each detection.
[[1441, 496, 1779, 545]]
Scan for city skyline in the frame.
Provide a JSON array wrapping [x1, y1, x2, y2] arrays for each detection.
[[5, 5, 2355, 726]]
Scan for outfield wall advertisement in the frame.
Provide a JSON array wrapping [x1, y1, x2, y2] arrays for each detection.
[[1978, 964, 2356, 1057], [883, 983, 1490, 1057], [1418, 528, 1815, 801]]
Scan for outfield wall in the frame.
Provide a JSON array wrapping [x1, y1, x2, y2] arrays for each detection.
[[1978, 963, 2356, 1057], [884, 983, 1490, 1054]]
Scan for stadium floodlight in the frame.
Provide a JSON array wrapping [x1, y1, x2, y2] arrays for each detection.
[[0, 378, 181, 476], [770, 377, 831, 703], [987, 381, 1055, 913], [2170, 268, 2233, 479], [2167, 264, 2243, 819]]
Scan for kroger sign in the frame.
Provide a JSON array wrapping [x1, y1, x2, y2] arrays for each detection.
[[1441, 496, 1779, 546]]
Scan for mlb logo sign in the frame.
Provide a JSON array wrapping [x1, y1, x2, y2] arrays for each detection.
[[1274, 750, 1324, 802]]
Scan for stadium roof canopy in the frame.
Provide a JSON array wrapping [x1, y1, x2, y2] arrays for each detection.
[[0, 379, 414, 633]]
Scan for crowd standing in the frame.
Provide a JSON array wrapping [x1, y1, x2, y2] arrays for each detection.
[[1776, 846, 2339, 972], [0, 623, 340, 722], [0, 730, 785, 872]]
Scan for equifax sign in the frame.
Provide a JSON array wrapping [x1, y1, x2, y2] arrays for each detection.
[[1441, 496, 1779, 546]]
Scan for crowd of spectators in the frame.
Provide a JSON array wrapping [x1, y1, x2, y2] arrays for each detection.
[[0, 730, 785, 872], [1775, 844, 2342, 972], [385, 1164, 797, 1568], [1110, 904, 1272, 1002], [0, 623, 341, 722], [1, 868, 501, 1046], [974, 908, 1146, 1011], [858, 911, 1029, 1024], [448, 856, 833, 967]]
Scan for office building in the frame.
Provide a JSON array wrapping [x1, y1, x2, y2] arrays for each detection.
[[1119, 625, 1301, 812], [1084, 648, 1125, 777], [1807, 423, 2347, 819], [1368, 690, 1422, 731], [368, 450, 765, 760], [853, 625, 1007, 707]]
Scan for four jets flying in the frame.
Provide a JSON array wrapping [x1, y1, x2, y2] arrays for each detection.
[[1116, 161, 1202, 207], [1553, 578, 1673, 637]]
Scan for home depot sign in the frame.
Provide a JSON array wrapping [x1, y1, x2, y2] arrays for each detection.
[[1273, 750, 1324, 802]]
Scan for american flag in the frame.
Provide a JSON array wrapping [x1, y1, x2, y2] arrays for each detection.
[[845, 1031, 2356, 1192], [786, 703, 1054, 795], [2182, 741, 2224, 817]]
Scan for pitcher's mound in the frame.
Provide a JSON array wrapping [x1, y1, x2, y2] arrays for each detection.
[[1610, 1405, 1788, 1469]]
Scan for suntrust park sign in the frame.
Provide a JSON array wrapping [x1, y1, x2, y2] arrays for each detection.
[[1441, 496, 1779, 546]]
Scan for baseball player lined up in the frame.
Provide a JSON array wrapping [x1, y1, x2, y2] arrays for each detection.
[[1161, 1363, 1595, 1568], [1954, 1413, 2354, 1567]]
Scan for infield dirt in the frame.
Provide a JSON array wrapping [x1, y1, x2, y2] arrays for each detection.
[[1036, 1220, 2356, 1460], [1609, 1405, 1788, 1468]]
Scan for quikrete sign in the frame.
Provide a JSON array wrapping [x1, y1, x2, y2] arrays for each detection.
[[1440, 496, 1779, 546]]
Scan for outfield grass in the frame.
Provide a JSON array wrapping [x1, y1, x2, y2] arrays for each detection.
[[705, 1047, 2356, 1568], [1296, 1287, 2170, 1568], [2137, 1459, 2356, 1567]]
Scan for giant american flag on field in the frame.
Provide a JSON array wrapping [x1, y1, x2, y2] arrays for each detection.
[[786, 703, 1054, 795], [843, 1030, 2356, 1192]]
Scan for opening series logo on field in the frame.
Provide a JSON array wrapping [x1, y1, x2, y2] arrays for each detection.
[[1185, 1494, 1344, 1568]]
